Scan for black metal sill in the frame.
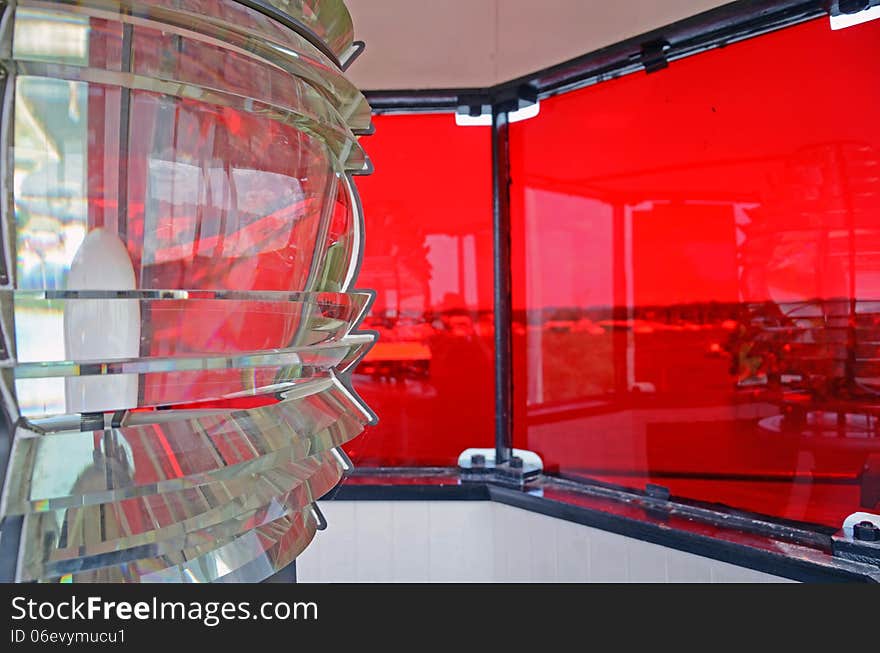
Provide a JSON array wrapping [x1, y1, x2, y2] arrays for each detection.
[[331, 467, 490, 501], [327, 468, 880, 584]]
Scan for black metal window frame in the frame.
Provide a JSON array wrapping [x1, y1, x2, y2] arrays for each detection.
[[338, 0, 880, 583], [364, 0, 829, 465]]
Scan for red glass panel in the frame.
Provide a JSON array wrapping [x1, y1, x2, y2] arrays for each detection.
[[349, 114, 496, 466], [509, 17, 880, 528]]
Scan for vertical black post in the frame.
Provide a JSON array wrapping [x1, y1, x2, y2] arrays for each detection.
[[492, 107, 513, 465]]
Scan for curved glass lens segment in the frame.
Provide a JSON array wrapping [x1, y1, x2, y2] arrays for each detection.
[[0, 0, 374, 582]]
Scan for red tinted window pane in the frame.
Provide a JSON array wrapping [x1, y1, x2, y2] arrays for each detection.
[[349, 114, 496, 466], [510, 18, 880, 527]]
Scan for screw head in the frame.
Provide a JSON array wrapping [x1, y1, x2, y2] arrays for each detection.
[[853, 520, 880, 542], [839, 0, 869, 15], [470, 453, 486, 468], [509, 456, 524, 469]]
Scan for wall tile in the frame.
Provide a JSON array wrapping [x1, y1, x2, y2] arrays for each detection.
[[297, 501, 795, 584], [589, 528, 629, 582], [555, 519, 590, 582], [391, 502, 430, 582], [428, 502, 493, 582], [626, 538, 667, 582], [710, 560, 795, 583], [354, 502, 394, 582], [526, 511, 559, 582], [666, 548, 713, 583]]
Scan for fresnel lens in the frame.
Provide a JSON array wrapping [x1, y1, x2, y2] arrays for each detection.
[[0, 0, 375, 582]]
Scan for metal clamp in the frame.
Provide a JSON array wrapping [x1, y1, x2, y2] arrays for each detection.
[[340, 40, 366, 72], [639, 39, 671, 73], [457, 448, 543, 489], [832, 512, 880, 566], [309, 503, 328, 531]]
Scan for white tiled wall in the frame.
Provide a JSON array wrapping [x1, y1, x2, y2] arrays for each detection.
[[296, 501, 795, 583]]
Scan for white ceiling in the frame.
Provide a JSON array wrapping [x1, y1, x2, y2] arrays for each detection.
[[345, 0, 729, 90]]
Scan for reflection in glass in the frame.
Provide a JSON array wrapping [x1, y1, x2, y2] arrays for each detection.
[[509, 17, 880, 528], [347, 114, 496, 467]]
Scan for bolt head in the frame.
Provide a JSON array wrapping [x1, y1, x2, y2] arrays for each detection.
[[839, 0, 869, 15], [853, 520, 880, 542]]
